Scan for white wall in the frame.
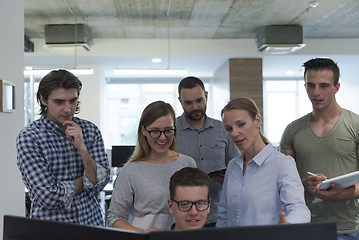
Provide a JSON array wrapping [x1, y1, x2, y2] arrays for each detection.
[[76, 65, 102, 126], [212, 60, 230, 120], [331, 56, 359, 114], [0, 1, 25, 239], [25, 38, 359, 120], [262, 54, 359, 115]]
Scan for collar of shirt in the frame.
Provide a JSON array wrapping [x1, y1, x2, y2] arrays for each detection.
[[40, 116, 63, 134], [234, 143, 275, 169], [178, 113, 214, 131], [40, 116, 77, 135]]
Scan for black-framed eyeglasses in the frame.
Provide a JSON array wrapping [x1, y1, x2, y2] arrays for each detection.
[[144, 127, 176, 139], [171, 199, 210, 212]]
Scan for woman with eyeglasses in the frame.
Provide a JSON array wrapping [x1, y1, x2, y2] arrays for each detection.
[[107, 101, 196, 232], [216, 98, 310, 227]]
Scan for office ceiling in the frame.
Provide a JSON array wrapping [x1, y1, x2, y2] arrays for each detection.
[[25, 0, 359, 40], [24, 0, 359, 78]]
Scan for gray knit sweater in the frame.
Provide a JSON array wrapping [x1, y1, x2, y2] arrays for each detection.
[[107, 153, 196, 229]]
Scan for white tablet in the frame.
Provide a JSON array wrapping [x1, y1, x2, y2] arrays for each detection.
[[319, 170, 359, 190]]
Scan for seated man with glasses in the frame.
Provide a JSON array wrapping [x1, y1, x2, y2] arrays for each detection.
[[168, 167, 211, 230]]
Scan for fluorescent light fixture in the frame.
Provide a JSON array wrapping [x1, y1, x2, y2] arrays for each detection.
[[113, 69, 188, 77], [285, 70, 294, 75], [152, 58, 162, 63], [309, 0, 319, 8], [24, 68, 94, 76], [69, 68, 94, 75]]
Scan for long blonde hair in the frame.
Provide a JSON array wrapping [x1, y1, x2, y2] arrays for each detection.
[[128, 101, 177, 162], [221, 97, 269, 145]]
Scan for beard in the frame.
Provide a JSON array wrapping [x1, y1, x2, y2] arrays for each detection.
[[185, 108, 206, 121]]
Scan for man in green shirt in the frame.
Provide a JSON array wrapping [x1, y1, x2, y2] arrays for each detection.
[[280, 58, 359, 240]]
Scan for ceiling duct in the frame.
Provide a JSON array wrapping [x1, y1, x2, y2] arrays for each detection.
[[256, 25, 305, 54], [44, 24, 92, 51]]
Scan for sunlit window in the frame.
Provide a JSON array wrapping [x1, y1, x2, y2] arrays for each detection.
[[24, 77, 41, 126], [23, 76, 311, 149], [104, 79, 210, 148], [263, 79, 311, 146], [105, 82, 180, 146]]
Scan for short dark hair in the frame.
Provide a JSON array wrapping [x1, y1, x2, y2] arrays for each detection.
[[303, 58, 340, 85], [169, 167, 210, 200], [178, 76, 205, 96], [36, 69, 82, 116]]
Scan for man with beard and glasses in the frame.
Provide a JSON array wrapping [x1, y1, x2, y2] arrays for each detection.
[[176, 76, 239, 228]]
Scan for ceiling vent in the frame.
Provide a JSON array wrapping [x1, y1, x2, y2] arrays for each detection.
[[44, 24, 92, 52], [256, 25, 305, 54]]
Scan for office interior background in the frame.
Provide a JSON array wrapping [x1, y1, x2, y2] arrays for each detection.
[[1, 1, 359, 238]]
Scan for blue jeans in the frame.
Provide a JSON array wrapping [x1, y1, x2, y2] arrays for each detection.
[[337, 230, 359, 240]]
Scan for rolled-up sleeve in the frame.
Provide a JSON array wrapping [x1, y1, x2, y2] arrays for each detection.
[[83, 163, 110, 190], [83, 127, 110, 192]]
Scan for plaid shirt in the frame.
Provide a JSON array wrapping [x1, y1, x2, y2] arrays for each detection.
[[16, 116, 110, 226]]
